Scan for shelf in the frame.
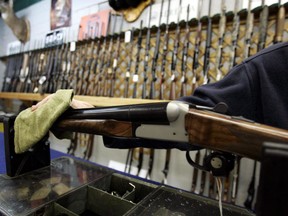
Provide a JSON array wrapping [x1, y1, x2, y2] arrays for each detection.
[[0, 92, 166, 107]]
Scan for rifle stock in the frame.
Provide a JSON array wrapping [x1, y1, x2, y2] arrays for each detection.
[[185, 109, 288, 160], [53, 103, 288, 161], [55, 119, 133, 138]]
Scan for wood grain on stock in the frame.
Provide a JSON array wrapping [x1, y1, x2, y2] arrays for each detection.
[[55, 119, 133, 137], [185, 109, 288, 161]]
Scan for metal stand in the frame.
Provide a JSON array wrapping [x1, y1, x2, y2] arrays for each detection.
[[2, 114, 50, 177]]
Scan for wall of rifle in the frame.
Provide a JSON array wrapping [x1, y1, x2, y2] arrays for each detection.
[[1, 3, 288, 101]]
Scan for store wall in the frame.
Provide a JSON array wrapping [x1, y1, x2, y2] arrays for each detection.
[[0, 0, 283, 208]]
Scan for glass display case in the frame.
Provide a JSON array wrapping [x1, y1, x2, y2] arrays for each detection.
[[0, 156, 255, 216]]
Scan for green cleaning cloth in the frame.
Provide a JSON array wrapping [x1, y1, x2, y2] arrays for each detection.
[[14, 89, 74, 154]]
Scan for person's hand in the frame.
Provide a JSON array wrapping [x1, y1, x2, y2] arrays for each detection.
[[31, 94, 54, 111], [31, 94, 94, 111], [70, 99, 94, 109]]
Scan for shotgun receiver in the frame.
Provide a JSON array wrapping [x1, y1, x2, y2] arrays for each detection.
[[53, 101, 288, 161]]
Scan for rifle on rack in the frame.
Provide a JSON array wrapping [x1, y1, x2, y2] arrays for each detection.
[[150, 0, 164, 100], [61, 40, 72, 89], [191, 0, 203, 94], [180, 4, 190, 97], [132, 20, 143, 98], [202, 0, 212, 85], [104, 14, 117, 97], [38, 46, 52, 94], [110, 16, 124, 97], [57, 37, 70, 90], [274, 0, 285, 43], [2, 53, 19, 92], [257, 0, 269, 52], [159, 0, 171, 100], [124, 27, 135, 98], [75, 43, 88, 95], [244, 0, 254, 59], [96, 36, 107, 96], [53, 101, 288, 163], [215, 0, 226, 81], [67, 42, 81, 93], [31, 41, 44, 93], [86, 37, 101, 96], [47, 43, 61, 93], [17, 43, 30, 92], [96, 12, 112, 96], [169, 0, 182, 100], [81, 40, 95, 95], [24, 41, 38, 92], [142, 3, 152, 99], [10, 45, 24, 92], [229, 0, 240, 70]]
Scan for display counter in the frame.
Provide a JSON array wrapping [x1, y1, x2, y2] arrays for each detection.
[[0, 156, 255, 216]]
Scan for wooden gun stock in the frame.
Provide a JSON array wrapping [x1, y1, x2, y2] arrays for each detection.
[[185, 109, 288, 160], [53, 104, 288, 161], [55, 119, 133, 138]]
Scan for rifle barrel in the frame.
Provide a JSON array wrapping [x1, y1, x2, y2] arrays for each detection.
[[61, 102, 170, 123]]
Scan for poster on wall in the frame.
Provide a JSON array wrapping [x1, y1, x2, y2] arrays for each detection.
[[78, 9, 111, 41], [50, 0, 72, 30]]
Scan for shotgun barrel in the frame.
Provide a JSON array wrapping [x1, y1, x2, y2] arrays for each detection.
[[53, 102, 288, 161]]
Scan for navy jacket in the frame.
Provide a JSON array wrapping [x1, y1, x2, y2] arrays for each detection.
[[180, 42, 288, 130]]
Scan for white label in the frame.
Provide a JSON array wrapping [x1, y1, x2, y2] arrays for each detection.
[[113, 59, 118, 68], [7, 41, 21, 55], [125, 30, 131, 43], [70, 41, 76, 52]]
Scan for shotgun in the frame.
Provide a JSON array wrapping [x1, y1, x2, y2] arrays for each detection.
[[110, 16, 124, 97], [215, 0, 226, 81], [53, 101, 288, 161], [169, 0, 182, 100], [103, 14, 117, 97], [142, 2, 152, 99], [229, 0, 240, 70], [159, 0, 171, 100], [191, 0, 203, 94], [274, 0, 285, 43], [180, 4, 190, 97], [244, 0, 254, 59], [132, 20, 143, 99], [257, 0, 269, 52], [202, 0, 212, 85]]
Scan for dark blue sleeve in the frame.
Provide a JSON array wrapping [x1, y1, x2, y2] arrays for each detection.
[[179, 42, 288, 129], [179, 63, 256, 120]]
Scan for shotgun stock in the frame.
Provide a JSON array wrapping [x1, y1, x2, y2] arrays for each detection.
[[53, 101, 288, 161]]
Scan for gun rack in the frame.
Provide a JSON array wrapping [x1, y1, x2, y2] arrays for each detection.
[[1, 3, 288, 105]]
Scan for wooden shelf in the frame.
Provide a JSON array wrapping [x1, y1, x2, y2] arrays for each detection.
[[0, 92, 167, 107]]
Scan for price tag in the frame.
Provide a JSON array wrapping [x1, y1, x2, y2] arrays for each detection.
[[125, 30, 131, 43], [113, 59, 118, 68], [70, 41, 76, 52], [133, 74, 139, 82]]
